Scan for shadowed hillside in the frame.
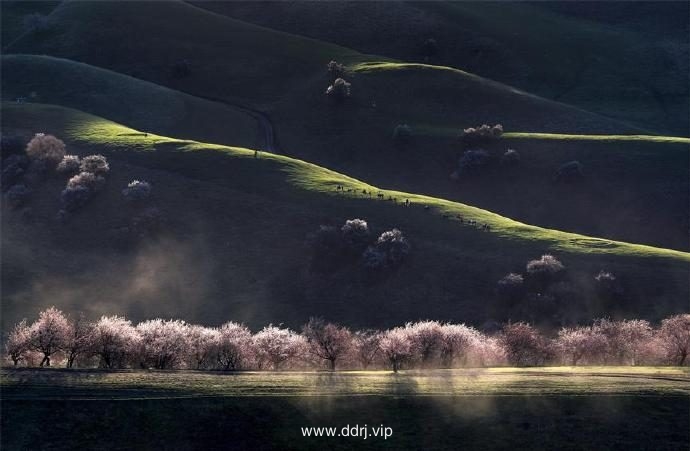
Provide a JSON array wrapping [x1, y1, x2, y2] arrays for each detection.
[[1, 54, 260, 147], [5, 2, 687, 249], [198, 0, 690, 136], [2, 102, 688, 335]]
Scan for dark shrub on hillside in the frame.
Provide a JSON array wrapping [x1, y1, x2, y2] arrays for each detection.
[[171, 59, 191, 78], [525, 254, 565, 289], [554, 160, 584, 183], [122, 180, 152, 203], [462, 124, 503, 147], [327, 60, 345, 79], [392, 124, 412, 147], [421, 38, 438, 58], [56, 155, 81, 175], [325, 78, 351, 103], [496, 273, 525, 303], [60, 185, 91, 212], [5, 184, 31, 209], [131, 207, 164, 236], [309, 225, 343, 271], [373, 228, 411, 267], [24, 159, 49, 184], [458, 149, 490, 175], [67, 172, 105, 192], [1, 154, 29, 191], [341, 219, 370, 254], [500, 148, 520, 167], [594, 270, 624, 300], [1, 135, 25, 159], [25, 133, 66, 167], [79, 154, 110, 175], [362, 246, 388, 269], [522, 292, 559, 322], [546, 281, 580, 305]]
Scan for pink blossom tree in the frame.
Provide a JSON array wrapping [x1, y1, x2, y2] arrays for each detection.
[[302, 318, 353, 371], [554, 326, 607, 365], [439, 324, 479, 367], [215, 322, 253, 371], [28, 307, 70, 367], [659, 314, 690, 365], [6, 319, 32, 366], [185, 325, 219, 370], [64, 313, 94, 368], [472, 335, 508, 367], [136, 319, 189, 369], [253, 326, 306, 370], [500, 322, 551, 367], [592, 318, 652, 365], [379, 327, 412, 372], [91, 316, 139, 369], [25, 133, 66, 166], [618, 319, 653, 366], [525, 254, 565, 289], [353, 330, 382, 369], [406, 321, 443, 367]]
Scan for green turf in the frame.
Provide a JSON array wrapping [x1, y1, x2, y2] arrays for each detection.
[[2, 368, 689, 450], [415, 126, 690, 144], [2, 367, 689, 398], [505, 133, 690, 144]]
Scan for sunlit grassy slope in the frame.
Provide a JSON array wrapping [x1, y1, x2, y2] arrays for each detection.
[[1, 54, 260, 147], [505, 133, 690, 144], [5, 102, 688, 262], [416, 127, 690, 144]]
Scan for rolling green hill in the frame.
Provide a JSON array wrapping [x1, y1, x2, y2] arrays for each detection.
[[3, 0, 365, 106], [1, 54, 260, 147], [199, 0, 689, 136], [2, 1, 688, 336], [7, 2, 688, 250], [270, 61, 689, 250], [2, 102, 688, 334]]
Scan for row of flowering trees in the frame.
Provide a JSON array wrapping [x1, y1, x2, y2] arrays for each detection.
[[5, 308, 689, 371]]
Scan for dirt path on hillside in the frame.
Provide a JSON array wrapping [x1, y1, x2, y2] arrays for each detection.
[[191, 94, 279, 153]]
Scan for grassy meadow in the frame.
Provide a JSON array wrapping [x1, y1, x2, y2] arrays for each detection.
[[2, 368, 689, 450]]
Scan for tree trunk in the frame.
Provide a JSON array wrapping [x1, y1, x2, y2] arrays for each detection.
[[329, 359, 336, 371]]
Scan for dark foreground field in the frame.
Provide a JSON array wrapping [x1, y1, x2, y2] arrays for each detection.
[[2, 368, 688, 450]]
